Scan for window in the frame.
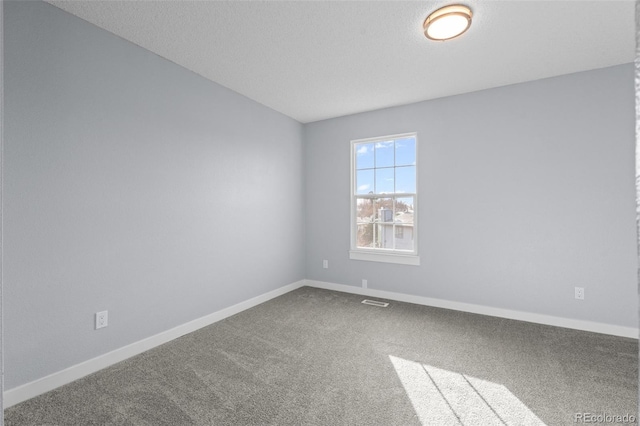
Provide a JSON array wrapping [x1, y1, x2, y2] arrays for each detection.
[[350, 133, 419, 266]]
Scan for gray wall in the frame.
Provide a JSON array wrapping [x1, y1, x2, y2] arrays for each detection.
[[4, 1, 305, 389], [0, 0, 4, 420], [305, 64, 637, 329], [635, 0, 639, 416]]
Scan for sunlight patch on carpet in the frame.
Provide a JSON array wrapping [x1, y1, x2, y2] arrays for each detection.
[[389, 355, 546, 426]]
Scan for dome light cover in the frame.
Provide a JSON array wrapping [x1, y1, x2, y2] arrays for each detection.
[[424, 5, 473, 41]]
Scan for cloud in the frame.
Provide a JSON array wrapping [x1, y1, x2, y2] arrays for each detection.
[[357, 146, 369, 155], [375, 141, 393, 149], [358, 184, 371, 191]]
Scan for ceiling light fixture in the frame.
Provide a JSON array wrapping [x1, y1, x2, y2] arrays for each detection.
[[423, 4, 472, 41]]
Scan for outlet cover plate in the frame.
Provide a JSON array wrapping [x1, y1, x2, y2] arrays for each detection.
[[96, 311, 108, 329]]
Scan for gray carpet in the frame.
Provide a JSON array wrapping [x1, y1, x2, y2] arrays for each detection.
[[5, 286, 638, 425]]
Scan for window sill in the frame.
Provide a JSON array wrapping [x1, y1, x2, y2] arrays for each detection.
[[349, 250, 420, 266]]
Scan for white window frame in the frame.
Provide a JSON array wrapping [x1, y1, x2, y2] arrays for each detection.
[[349, 132, 420, 266]]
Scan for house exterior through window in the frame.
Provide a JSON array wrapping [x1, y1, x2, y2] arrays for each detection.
[[350, 133, 419, 266]]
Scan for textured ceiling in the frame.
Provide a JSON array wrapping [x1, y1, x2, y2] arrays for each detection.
[[46, 0, 635, 123]]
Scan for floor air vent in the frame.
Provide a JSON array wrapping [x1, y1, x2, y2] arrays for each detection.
[[361, 299, 389, 307]]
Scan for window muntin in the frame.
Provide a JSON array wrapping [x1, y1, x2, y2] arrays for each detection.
[[351, 133, 417, 259]]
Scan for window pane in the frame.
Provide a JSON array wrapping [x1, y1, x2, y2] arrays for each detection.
[[395, 137, 416, 166], [375, 141, 394, 168], [377, 222, 394, 249], [375, 167, 394, 193], [356, 169, 374, 194], [375, 197, 393, 249], [357, 198, 377, 249], [357, 223, 375, 248], [394, 197, 414, 251], [395, 197, 414, 223], [395, 166, 416, 193], [355, 143, 374, 169], [394, 225, 414, 251], [375, 197, 394, 222], [356, 198, 375, 222]]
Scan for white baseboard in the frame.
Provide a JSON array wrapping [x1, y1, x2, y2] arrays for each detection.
[[6, 278, 636, 408], [4, 280, 305, 408], [304, 279, 639, 339]]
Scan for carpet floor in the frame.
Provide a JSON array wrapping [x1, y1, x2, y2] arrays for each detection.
[[4, 286, 638, 425]]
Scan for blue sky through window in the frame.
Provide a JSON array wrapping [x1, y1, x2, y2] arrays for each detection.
[[355, 136, 416, 195]]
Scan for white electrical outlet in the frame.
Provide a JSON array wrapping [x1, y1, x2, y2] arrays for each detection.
[[362, 279, 368, 289], [95, 310, 108, 329], [574, 287, 584, 300], [323, 260, 328, 269]]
